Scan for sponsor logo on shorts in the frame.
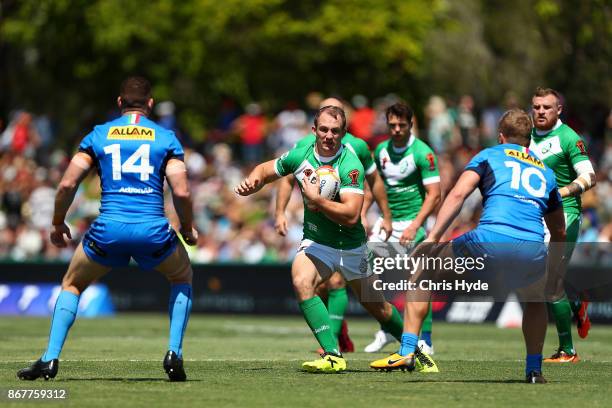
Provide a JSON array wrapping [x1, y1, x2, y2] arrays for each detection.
[[107, 126, 155, 140]]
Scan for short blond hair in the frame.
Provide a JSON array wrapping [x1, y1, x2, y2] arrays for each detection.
[[498, 109, 533, 146]]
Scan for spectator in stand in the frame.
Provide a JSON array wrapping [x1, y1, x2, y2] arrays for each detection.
[[349, 94, 375, 143], [271, 101, 308, 152], [425, 96, 459, 154], [456, 95, 479, 150], [233, 103, 268, 165]]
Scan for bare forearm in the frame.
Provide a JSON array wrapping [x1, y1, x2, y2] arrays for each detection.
[[275, 175, 294, 216], [411, 190, 440, 230], [428, 194, 463, 241], [311, 197, 360, 227], [172, 195, 194, 230], [361, 183, 374, 216], [370, 176, 392, 219], [559, 173, 596, 198], [52, 186, 78, 225]]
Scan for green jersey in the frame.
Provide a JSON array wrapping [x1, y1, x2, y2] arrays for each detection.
[[275, 143, 366, 249], [373, 135, 440, 221], [295, 132, 377, 176], [530, 121, 590, 214]]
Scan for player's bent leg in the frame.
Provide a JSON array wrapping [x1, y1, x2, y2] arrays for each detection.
[[292, 252, 344, 372], [155, 244, 193, 381], [18, 244, 111, 381]]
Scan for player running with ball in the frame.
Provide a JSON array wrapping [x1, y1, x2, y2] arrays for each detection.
[[236, 105, 404, 372]]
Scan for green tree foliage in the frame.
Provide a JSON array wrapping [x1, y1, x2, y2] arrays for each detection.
[[1, 0, 609, 139]]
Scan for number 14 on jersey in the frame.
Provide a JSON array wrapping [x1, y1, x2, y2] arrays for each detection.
[[103, 144, 154, 181]]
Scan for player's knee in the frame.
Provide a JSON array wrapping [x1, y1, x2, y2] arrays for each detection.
[[327, 273, 345, 289], [292, 277, 317, 301], [168, 264, 193, 284]]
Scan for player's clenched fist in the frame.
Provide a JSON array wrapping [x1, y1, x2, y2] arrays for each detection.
[[301, 175, 320, 202], [50, 223, 72, 248], [180, 226, 198, 246]]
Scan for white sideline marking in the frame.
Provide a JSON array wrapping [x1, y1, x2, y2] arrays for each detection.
[[8, 358, 612, 363], [8, 358, 303, 363]]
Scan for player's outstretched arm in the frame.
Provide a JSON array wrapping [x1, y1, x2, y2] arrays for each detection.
[[165, 158, 197, 246], [50, 152, 93, 247], [426, 170, 479, 243], [366, 171, 392, 240], [235, 160, 279, 196], [274, 174, 295, 236]]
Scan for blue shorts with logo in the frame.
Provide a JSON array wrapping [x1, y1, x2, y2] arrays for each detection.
[[82, 217, 178, 271], [452, 228, 547, 290]]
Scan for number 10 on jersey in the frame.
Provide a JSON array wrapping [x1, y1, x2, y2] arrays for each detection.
[[103, 144, 154, 181]]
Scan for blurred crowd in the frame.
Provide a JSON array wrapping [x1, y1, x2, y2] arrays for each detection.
[[1, 92, 611, 264]]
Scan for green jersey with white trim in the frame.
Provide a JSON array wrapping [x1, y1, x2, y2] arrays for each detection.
[[530, 121, 590, 214], [295, 132, 376, 176], [373, 136, 440, 221], [275, 143, 366, 249]]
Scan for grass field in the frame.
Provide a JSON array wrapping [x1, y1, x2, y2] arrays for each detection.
[[1, 314, 611, 407]]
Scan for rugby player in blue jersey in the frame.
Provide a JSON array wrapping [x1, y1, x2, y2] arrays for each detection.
[[370, 109, 567, 383], [17, 77, 197, 382]]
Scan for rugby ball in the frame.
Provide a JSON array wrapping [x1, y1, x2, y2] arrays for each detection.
[[315, 165, 341, 200]]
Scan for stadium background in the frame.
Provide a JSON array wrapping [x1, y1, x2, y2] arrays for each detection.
[[0, 2, 611, 402]]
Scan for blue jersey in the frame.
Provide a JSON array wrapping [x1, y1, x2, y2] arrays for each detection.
[[465, 143, 561, 241], [79, 113, 184, 222]]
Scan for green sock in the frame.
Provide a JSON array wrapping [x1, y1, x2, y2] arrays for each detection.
[[380, 304, 404, 341], [327, 288, 348, 339], [550, 297, 574, 354], [299, 296, 338, 354]]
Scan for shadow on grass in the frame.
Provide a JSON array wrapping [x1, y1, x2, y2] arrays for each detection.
[[297, 369, 531, 383]]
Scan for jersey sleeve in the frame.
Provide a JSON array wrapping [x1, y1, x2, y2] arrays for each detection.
[[168, 131, 185, 160], [464, 150, 488, 177], [78, 130, 96, 158], [564, 130, 590, 166], [415, 142, 440, 185], [339, 157, 365, 195], [274, 146, 304, 177]]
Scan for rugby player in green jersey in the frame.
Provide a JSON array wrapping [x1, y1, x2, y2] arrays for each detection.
[[236, 106, 404, 372], [530, 87, 597, 363], [275, 97, 393, 353], [365, 103, 441, 355]]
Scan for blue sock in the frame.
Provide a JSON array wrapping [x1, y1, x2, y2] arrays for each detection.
[[42, 291, 79, 362], [168, 284, 192, 358], [525, 354, 542, 375], [399, 333, 419, 356], [420, 331, 432, 347]]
